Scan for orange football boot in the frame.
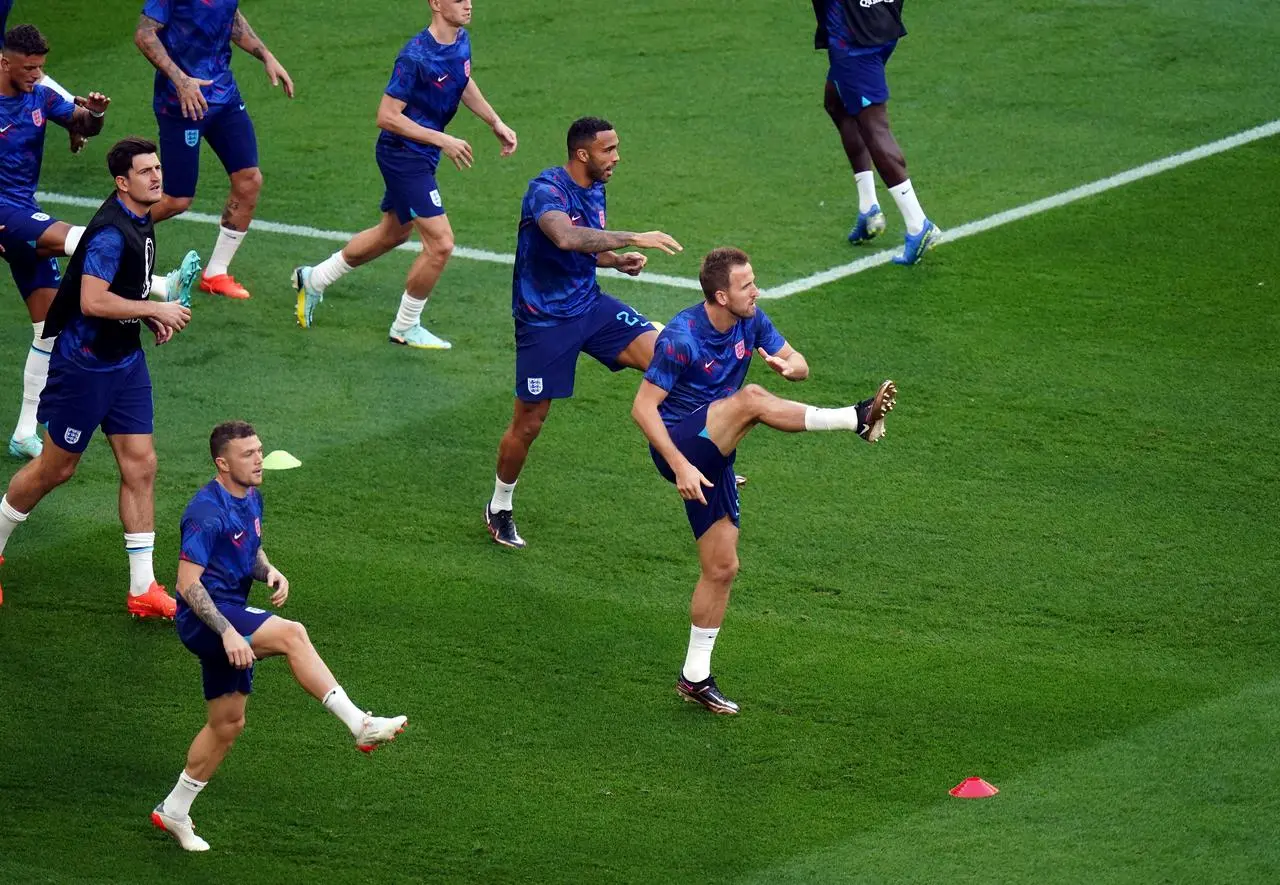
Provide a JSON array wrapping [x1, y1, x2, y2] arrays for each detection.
[[128, 581, 177, 619], [199, 273, 251, 299]]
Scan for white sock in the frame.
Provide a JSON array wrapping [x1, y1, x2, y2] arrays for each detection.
[[889, 179, 927, 235], [38, 74, 74, 102], [391, 292, 425, 333], [204, 226, 246, 278], [309, 250, 353, 293], [322, 685, 366, 736], [682, 625, 720, 683], [490, 476, 516, 513], [125, 531, 156, 597], [161, 770, 207, 819], [855, 171, 879, 213], [803, 405, 860, 432], [0, 496, 30, 557], [64, 225, 85, 256], [149, 275, 169, 299], [15, 323, 52, 440]]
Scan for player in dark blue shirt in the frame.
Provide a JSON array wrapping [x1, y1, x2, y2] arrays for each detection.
[[152, 421, 408, 852], [0, 2, 83, 152], [814, 0, 939, 263], [292, 0, 517, 350], [0, 137, 194, 615], [482, 116, 682, 549], [135, 0, 295, 300], [633, 247, 897, 714], [0, 25, 110, 460]]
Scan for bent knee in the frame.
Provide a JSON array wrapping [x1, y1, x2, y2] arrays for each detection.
[[213, 715, 246, 743], [122, 450, 159, 485], [231, 167, 264, 196], [704, 557, 740, 586], [164, 196, 194, 215]]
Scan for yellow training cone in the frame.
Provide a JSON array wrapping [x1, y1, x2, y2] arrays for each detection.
[[262, 450, 302, 471]]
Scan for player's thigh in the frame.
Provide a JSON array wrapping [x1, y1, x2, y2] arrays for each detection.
[[205, 691, 249, 728], [695, 515, 741, 571], [411, 211, 454, 252], [829, 49, 892, 116], [249, 614, 309, 658], [156, 113, 205, 199], [202, 103, 260, 180], [100, 357, 155, 442], [514, 320, 586, 401], [37, 352, 117, 454], [377, 156, 446, 225], [582, 295, 655, 371], [703, 389, 764, 455]]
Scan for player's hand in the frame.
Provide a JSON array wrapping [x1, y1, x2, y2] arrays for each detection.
[[441, 135, 473, 170], [615, 252, 648, 276], [152, 301, 192, 332], [674, 461, 714, 505], [492, 120, 517, 157], [175, 75, 214, 120], [758, 347, 797, 378], [629, 231, 683, 255], [148, 319, 174, 345], [68, 131, 87, 154], [266, 568, 290, 607], [264, 55, 295, 99], [221, 628, 255, 670], [80, 91, 110, 116]]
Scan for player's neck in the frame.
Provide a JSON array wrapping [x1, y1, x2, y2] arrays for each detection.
[[428, 19, 461, 45], [216, 474, 251, 499], [0, 79, 19, 98], [563, 163, 594, 189], [114, 191, 153, 220], [702, 302, 737, 333]]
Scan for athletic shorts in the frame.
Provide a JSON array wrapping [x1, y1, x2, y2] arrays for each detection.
[[37, 349, 153, 453], [0, 200, 62, 299], [177, 603, 275, 700], [827, 41, 897, 114], [376, 144, 446, 223], [514, 294, 652, 401], [156, 101, 260, 199], [650, 404, 740, 539]]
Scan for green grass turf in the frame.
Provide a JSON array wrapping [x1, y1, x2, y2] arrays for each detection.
[[3, 1, 1280, 882]]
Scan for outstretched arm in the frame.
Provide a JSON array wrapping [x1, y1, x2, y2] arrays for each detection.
[[756, 343, 809, 381], [462, 79, 516, 156], [231, 10, 294, 97], [537, 211, 682, 257]]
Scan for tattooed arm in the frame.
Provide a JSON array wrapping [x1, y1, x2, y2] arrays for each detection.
[[231, 11, 295, 98], [134, 13, 213, 120], [176, 559, 255, 669], [536, 211, 684, 257]]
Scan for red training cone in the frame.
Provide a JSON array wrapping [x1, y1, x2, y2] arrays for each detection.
[[949, 777, 999, 799]]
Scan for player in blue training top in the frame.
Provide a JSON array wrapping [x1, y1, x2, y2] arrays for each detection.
[[0, 25, 116, 460], [813, 0, 940, 263], [0, 1, 84, 152], [482, 116, 682, 549], [135, 0, 295, 300], [632, 247, 897, 715], [292, 0, 518, 350], [151, 421, 408, 852], [0, 137, 196, 614]]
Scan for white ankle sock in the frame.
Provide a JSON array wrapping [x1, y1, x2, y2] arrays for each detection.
[[0, 495, 29, 557], [204, 226, 246, 278], [682, 625, 720, 683], [162, 770, 207, 819], [803, 405, 860, 432], [490, 476, 516, 513], [889, 179, 927, 235], [64, 225, 85, 256], [855, 171, 879, 213], [392, 292, 425, 333], [322, 685, 366, 736], [310, 251, 353, 293], [125, 531, 156, 597], [15, 323, 52, 440]]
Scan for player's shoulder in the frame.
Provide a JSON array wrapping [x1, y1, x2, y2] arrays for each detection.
[[182, 481, 225, 522], [659, 306, 704, 350], [526, 166, 569, 200]]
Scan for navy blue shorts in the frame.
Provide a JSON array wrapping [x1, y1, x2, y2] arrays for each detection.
[[514, 295, 652, 401], [827, 41, 897, 114], [156, 102, 260, 199], [377, 146, 446, 223], [37, 350, 153, 453], [177, 603, 276, 701], [650, 405, 740, 539], [0, 200, 62, 299]]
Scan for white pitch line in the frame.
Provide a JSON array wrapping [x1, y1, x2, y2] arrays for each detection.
[[761, 118, 1280, 299], [34, 190, 703, 292], [38, 118, 1280, 302]]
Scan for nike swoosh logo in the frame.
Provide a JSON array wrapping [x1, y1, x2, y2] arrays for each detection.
[[703, 360, 715, 369], [569, 214, 582, 222], [436, 75, 448, 83], [238, 103, 246, 111], [0, 125, 10, 133], [233, 531, 245, 540]]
